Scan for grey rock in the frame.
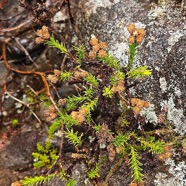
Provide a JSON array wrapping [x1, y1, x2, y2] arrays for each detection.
[[0, 131, 39, 171], [69, 0, 186, 134], [0, 169, 18, 186]]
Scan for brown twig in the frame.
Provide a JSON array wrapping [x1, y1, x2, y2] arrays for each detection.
[[5, 91, 41, 123], [0, 18, 33, 34], [2, 42, 60, 113], [14, 37, 39, 68]]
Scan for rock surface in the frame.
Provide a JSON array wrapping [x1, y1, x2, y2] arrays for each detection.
[[69, 0, 186, 135]]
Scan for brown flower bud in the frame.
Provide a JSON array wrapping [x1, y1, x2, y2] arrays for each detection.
[[35, 37, 45, 44], [54, 69, 61, 77], [127, 36, 135, 44], [98, 50, 106, 57], [93, 44, 100, 52], [88, 50, 97, 59], [127, 24, 136, 34], [136, 28, 145, 37], [136, 35, 144, 44], [58, 99, 67, 107], [89, 37, 99, 46], [99, 42, 107, 49], [47, 74, 59, 84]]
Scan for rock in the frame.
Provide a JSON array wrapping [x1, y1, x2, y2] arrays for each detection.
[[67, 0, 186, 135], [0, 131, 40, 171], [0, 169, 18, 186]]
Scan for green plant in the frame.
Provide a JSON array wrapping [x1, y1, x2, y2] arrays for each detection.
[[129, 146, 144, 182], [32, 141, 58, 169], [20, 25, 170, 185], [74, 45, 86, 64], [102, 86, 113, 98], [60, 71, 72, 81], [11, 118, 19, 127], [46, 35, 68, 54], [87, 163, 100, 179], [65, 129, 82, 147]]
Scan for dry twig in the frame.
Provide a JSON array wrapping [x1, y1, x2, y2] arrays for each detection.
[[2, 42, 60, 113]]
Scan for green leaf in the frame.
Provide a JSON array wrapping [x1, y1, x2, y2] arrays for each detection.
[[84, 73, 99, 88], [127, 66, 151, 79], [139, 137, 165, 154], [128, 43, 138, 69], [99, 53, 120, 70], [102, 86, 113, 98], [74, 45, 86, 64], [46, 35, 68, 54], [113, 134, 130, 147], [129, 146, 143, 182], [20, 173, 56, 186], [110, 71, 125, 85], [66, 179, 77, 186], [60, 71, 72, 81], [65, 129, 82, 147], [88, 163, 100, 179]]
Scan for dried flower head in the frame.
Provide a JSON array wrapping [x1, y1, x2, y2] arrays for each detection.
[[11, 181, 22, 186], [132, 106, 141, 115], [116, 146, 123, 154], [73, 70, 89, 79], [111, 80, 125, 93], [89, 36, 107, 59], [129, 182, 138, 186], [35, 26, 50, 44], [96, 123, 113, 144], [131, 98, 149, 115], [136, 35, 144, 44], [127, 24, 145, 44], [47, 74, 59, 84], [71, 108, 87, 123], [99, 42, 107, 49], [54, 69, 61, 77], [131, 98, 149, 108], [35, 37, 45, 44], [157, 143, 172, 161], [88, 50, 97, 59], [36, 26, 50, 39], [127, 24, 136, 34], [44, 105, 58, 122], [128, 36, 135, 44], [58, 98, 67, 107], [89, 36, 99, 46], [98, 50, 106, 57], [136, 28, 145, 37], [93, 44, 100, 52]]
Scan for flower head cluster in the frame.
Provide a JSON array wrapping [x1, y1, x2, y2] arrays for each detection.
[[96, 123, 113, 145], [72, 69, 89, 80], [111, 80, 125, 94], [58, 98, 67, 107], [47, 69, 61, 84], [131, 98, 149, 115], [158, 143, 172, 161], [89, 35, 107, 59], [35, 26, 50, 44], [44, 105, 58, 122], [71, 108, 88, 123], [127, 24, 145, 44]]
